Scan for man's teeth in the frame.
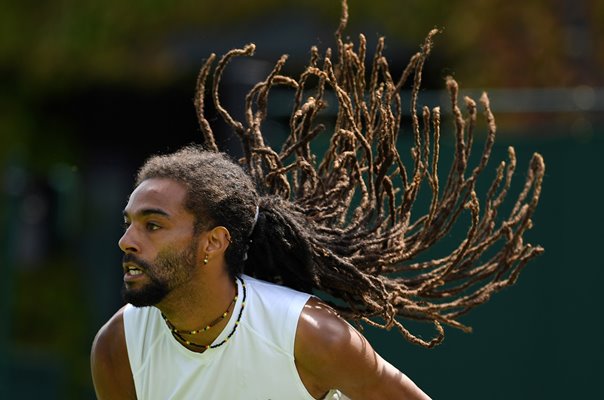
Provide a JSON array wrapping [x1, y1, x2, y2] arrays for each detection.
[[127, 267, 143, 275]]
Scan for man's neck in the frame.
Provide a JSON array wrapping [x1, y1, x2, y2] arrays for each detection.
[[156, 267, 238, 345]]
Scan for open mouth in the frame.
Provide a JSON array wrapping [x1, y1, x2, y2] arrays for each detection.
[[123, 264, 145, 281], [126, 266, 143, 276]]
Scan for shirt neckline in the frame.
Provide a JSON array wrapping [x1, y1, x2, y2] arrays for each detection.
[[160, 276, 245, 360]]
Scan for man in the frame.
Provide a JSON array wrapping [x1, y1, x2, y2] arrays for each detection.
[[91, 0, 544, 398], [91, 148, 432, 399]]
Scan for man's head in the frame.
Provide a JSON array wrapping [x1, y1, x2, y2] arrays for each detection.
[[137, 147, 259, 274], [119, 177, 202, 306]]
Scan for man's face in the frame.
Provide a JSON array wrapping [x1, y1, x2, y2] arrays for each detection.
[[119, 178, 201, 307]]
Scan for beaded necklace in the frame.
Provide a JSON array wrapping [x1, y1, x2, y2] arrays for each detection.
[[162, 277, 246, 351], [162, 296, 236, 335]]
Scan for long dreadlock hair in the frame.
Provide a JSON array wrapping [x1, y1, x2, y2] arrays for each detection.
[[190, 0, 545, 348]]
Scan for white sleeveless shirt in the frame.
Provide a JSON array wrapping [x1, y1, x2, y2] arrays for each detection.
[[123, 275, 347, 400]]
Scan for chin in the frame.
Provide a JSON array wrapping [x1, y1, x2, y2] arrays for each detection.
[[121, 284, 168, 307]]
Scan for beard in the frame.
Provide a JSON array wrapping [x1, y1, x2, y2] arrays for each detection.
[[121, 241, 198, 307]]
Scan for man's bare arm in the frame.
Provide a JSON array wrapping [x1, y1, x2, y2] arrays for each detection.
[[295, 297, 431, 400]]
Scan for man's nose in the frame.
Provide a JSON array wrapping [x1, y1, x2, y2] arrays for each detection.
[[118, 226, 140, 253]]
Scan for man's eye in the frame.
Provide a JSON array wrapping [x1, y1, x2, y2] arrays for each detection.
[[123, 221, 131, 231], [146, 222, 161, 231]]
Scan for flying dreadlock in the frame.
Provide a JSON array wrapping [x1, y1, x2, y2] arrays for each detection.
[[191, 0, 545, 348]]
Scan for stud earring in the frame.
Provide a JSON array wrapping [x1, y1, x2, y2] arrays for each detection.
[[203, 254, 209, 265]]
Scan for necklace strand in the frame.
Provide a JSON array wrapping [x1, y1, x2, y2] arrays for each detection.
[[163, 277, 246, 351], [162, 295, 237, 335]]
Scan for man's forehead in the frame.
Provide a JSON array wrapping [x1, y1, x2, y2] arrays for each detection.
[[124, 178, 187, 216]]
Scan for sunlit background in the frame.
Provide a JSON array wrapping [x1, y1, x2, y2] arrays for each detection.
[[1, 0, 603, 398]]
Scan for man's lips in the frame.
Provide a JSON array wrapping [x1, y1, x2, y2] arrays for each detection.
[[123, 264, 145, 282]]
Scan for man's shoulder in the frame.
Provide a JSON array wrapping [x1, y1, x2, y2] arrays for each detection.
[[91, 306, 137, 399], [297, 297, 352, 350], [91, 306, 128, 361], [293, 297, 364, 397]]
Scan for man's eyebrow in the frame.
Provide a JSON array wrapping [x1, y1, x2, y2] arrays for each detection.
[[122, 208, 171, 219]]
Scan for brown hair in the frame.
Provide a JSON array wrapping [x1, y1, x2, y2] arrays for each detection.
[[185, 0, 545, 347]]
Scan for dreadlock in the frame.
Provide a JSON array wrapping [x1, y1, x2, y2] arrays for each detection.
[[190, 0, 545, 348]]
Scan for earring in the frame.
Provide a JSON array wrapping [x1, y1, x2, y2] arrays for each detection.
[[203, 254, 209, 265]]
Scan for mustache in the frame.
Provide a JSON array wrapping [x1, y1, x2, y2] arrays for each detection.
[[122, 253, 153, 270]]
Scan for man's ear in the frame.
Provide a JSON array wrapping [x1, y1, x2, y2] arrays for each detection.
[[204, 226, 231, 255]]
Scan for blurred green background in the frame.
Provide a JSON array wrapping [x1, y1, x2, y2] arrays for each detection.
[[1, 0, 602, 398]]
